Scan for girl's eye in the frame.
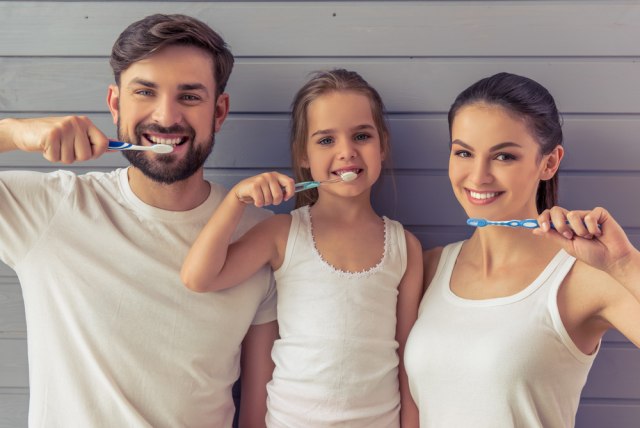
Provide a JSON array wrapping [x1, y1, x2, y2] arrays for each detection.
[[318, 137, 334, 146], [454, 150, 472, 158], [495, 153, 517, 161], [354, 133, 370, 142]]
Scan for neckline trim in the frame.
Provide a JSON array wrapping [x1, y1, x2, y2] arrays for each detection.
[[443, 241, 570, 307], [302, 205, 388, 278]]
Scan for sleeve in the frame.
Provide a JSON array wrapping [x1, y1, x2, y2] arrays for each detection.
[[251, 266, 278, 325], [0, 170, 75, 268]]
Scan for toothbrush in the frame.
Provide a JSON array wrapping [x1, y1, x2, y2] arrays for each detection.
[[467, 218, 542, 229], [467, 218, 600, 230], [238, 171, 358, 204], [108, 140, 174, 154]]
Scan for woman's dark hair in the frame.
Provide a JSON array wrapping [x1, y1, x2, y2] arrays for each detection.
[[110, 14, 234, 96], [448, 72, 563, 213]]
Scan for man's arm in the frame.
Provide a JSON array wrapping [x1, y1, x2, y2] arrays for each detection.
[[0, 116, 108, 161], [237, 320, 277, 428]]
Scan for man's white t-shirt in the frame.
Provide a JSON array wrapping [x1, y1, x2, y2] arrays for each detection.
[[0, 168, 277, 428]]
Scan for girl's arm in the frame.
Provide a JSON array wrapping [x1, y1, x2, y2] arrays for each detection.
[[396, 231, 424, 428], [181, 172, 294, 292]]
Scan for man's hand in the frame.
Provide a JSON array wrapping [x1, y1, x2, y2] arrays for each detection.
[[0, 116, 109, 163]]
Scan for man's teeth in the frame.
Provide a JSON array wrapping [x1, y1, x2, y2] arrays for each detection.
[[148, 136, 182, 146], [470, 191, 499, 200]]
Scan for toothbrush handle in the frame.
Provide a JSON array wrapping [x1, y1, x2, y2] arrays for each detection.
[[108, 141, 132, 151], [294, 181, 320, 192], [237, 180, 320, 204]]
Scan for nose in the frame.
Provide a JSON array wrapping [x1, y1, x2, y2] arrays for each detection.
[[151, 95, 183, 127], [336, 137, 357, 160], [469, 158, 494, 185]]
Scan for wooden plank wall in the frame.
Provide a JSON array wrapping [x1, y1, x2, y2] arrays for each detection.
[[1, 1, 639, 426]]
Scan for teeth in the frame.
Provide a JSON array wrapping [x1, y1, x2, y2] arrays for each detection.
[[147, 135, 182, 146], [470, 191, 498, 200]]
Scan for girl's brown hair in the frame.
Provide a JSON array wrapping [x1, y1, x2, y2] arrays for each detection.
[[290, 69, 390, 208]]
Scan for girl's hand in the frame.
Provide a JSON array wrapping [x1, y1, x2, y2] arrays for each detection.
[[534, 206, 636, 274], [233, 172, 295, 207]]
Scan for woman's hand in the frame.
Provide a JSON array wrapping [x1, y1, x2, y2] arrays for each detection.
[[535, 206, 636, 275]]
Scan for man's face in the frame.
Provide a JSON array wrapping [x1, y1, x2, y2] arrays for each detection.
[[107, 44, 229, 184]]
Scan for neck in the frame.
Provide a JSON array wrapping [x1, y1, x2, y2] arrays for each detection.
[[465, 225, 561, 275], [311, 192, 378, 223], [127, 167, 211, 211]]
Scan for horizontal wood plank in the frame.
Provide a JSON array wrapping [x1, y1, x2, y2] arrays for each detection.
[[576, 402, 640, 428], [3, 59, 640, 114], [2, 1, 640, 57], [582, 346, 640, 400], [0, 390, 28, 428], [2, 114, 639, 172], [0, 340, 28, 388]]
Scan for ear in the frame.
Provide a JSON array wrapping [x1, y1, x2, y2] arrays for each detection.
[[300, 155, 310, 169], [380, 131, 389, 161], [540, 145, 564, 180], [213, 93, 230, 133], [107, 85, 120, 125]]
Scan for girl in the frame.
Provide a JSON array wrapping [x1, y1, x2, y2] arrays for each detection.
[[404, 72, 640, 427], [182, 69, 423, 427]]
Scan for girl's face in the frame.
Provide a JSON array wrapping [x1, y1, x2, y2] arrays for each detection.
[[449, 103, 561, 220], [303, 91, 384, 199]]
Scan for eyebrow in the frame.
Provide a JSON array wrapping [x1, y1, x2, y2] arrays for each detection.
[[310, 124, 376, 138], [450, 140, 522, 151], [127, 78, 208, 92]]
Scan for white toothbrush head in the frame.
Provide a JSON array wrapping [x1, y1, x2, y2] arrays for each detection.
[[339, 171, 358, 182], [150, 144, 174, 154]]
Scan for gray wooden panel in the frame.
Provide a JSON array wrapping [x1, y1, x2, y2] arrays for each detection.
[[582, 346, 640, 399], [0, 339, 28, 388], [2, 1, 640, 57], [4, 58, 640, 114], [0, 390, 28, 428], [0, 280, 25, 337], [576, 402, 640, 428], [3, 114, 640, 172]]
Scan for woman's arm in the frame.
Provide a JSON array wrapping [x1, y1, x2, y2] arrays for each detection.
[[396, 231, 424, 428], [181, 172, 294, 292], [536, 206, 640, 348]]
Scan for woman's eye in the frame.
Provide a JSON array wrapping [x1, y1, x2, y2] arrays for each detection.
[[495, 153, 517, 161], [454, 150, 471, 158]]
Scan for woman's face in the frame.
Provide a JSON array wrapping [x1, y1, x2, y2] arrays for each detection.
[[448, 103, 559, 220]]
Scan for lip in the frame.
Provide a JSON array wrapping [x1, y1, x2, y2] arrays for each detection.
[[465, 189, 503, 205]]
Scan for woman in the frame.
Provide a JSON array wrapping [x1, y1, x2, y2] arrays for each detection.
[[404, 72, 640, 427]]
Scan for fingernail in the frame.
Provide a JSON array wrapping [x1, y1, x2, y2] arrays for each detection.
[[563, 231, 573, 239]]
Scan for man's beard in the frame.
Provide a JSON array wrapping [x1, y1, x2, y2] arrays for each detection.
[[117, 120, 215, 185]]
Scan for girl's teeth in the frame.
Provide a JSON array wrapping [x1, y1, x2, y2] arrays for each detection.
[[470, 191, 498, 200]]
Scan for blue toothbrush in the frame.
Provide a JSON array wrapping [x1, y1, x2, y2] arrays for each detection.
[[467, 218, 542, 229], [467, 218, 599, 230], [108, 140, 174, 154]]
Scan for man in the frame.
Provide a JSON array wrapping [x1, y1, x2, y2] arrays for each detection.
[[0, 14, 276, 428]]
